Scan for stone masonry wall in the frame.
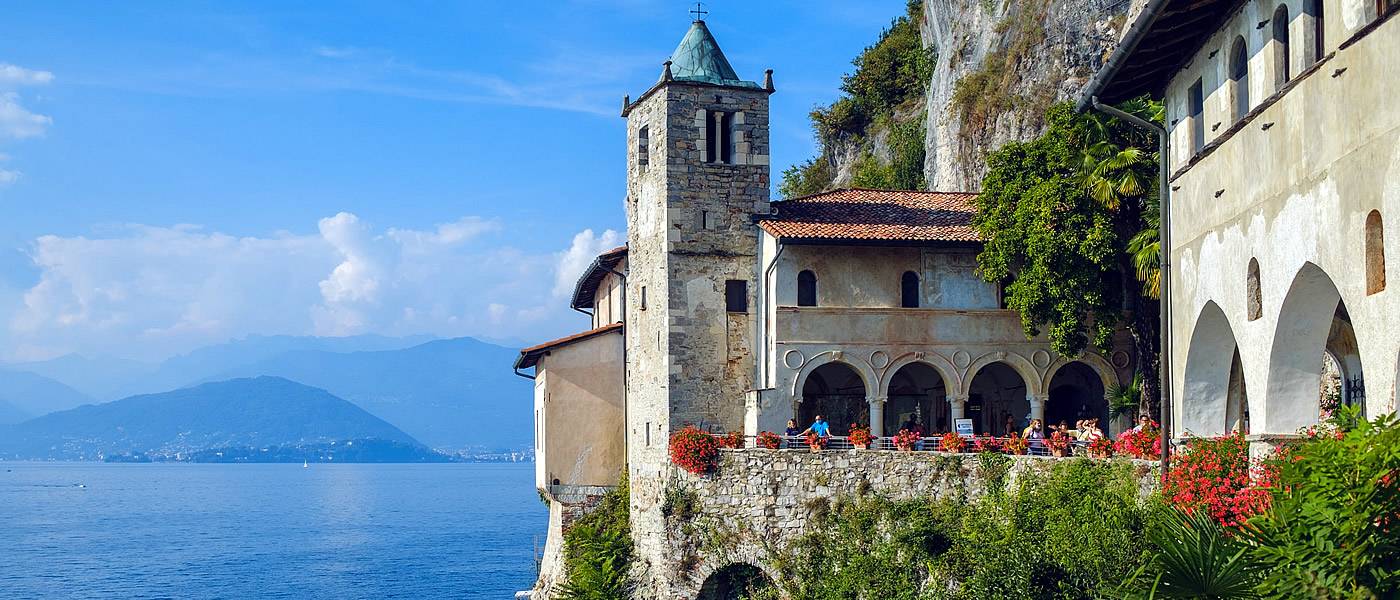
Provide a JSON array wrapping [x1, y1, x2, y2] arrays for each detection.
[[631, 449, 1160, 599]]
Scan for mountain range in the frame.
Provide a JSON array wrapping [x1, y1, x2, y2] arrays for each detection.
[[0, 377, 421, 460], [0, 334, 532, 455]]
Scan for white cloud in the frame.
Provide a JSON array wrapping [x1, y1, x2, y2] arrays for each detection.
[[552, 228, 621, 298], [0, 168, 19, 186], [0, 63, 54, 87], [5, 214, 609, 361], [0, 91, 51, 140]]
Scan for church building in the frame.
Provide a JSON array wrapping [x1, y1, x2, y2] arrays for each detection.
[[515, 17, 1135, 598]]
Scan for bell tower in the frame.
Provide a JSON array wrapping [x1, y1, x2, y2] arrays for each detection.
[[621, 17, 773, 469]]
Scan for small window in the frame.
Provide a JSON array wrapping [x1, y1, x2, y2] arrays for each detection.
[[797, 270, 817, 307], [725, 280, 748, 312], [645, 422, 651, 447], [640, 285, 648, 310], [637, 124, 649, 167], [1188, 79, 1205, 153], [1305, 0, 1325, 65], [1247, 258, 1263, 320], [1229, 36, 1250, 122], [901, 271, 920, 308], [704, 110, 732, 164], [1273, 5, 1291, 86], [1366, 210, 1386, 294]]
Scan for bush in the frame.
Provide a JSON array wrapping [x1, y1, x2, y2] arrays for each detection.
[[1247, 408, 1400, 598], [1163, 434, 1271, 528], [755, 431, 782, 450], [558, 476, 633, 599], [669, 426, 721, 474], [778, 156, 834, 199]]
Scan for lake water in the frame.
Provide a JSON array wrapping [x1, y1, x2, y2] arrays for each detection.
[[0, 462, 546, 599]]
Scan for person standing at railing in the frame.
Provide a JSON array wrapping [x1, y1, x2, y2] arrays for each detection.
[[1080, 418, 1105, 443], [1002, 415, 1018, 438], [784, 419, 802, 449], [1022, 419, 1046, 455], [799, 415, 831, 440]]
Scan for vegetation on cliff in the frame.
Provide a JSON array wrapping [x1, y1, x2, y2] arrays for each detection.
[[972, 99, 1163, 413], [558, 476, 633, 600], [770, 458, 1154, 599], [779, 1, 934, 198]]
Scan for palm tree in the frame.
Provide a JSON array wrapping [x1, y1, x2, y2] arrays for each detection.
[[1115, 508, 1261, 599]]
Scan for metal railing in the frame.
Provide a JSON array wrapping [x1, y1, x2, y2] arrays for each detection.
[[731, 434, 1119, 457]]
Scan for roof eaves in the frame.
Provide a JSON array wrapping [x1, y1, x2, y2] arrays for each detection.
[[514, 323, 625, 371]]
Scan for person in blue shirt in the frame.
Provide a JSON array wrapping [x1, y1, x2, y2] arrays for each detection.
[[800, 415, 831, 439]]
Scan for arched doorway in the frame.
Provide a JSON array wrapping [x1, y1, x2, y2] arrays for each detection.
[[1182, 301, 1248, 437], [966, 362, 1029, 436], [798, 362, 868, 436], [1046, 362, 1107, 433], [886, 362, 948, 434], [1265, 263, 1364, 432], [1322, 303, 1365, 418], [697, 563, 776, 600]]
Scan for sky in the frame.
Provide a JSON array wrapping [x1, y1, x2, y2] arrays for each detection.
[[0, 0, 907, 362]]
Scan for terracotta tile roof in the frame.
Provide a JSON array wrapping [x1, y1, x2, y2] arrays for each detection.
[[570, 246, 628, 311], [514, 323, 624, 371], [759, 188, 981, 243]]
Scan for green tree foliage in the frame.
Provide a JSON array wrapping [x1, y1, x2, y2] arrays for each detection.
[[1116, 508, 1262, 599], [973, 98, 1162, 412], [558, 476, 633, 600], [1247, 408, 1400, 599], [782, 1, 932, 197], [772, 458, 1153, 599]]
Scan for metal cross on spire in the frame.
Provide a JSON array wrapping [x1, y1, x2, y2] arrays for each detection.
[[690, 2, 708, 21]]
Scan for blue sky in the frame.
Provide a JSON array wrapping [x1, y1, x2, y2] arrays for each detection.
[[0, 0, 907, 361]]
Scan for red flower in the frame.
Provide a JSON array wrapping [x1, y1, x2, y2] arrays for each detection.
[[1161, 433, 1274, 528], [669, 426, 721, 474], [939, 432, 966, 453], [716, 430, 745, 449], [1003, 434, 1029, 455], [847, 424, 874, 447], [755, 431, 782, 450], [973, 434, 1001, 453], [891, 429, 920, 451]]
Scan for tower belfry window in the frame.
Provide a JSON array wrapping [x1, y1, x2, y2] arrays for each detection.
[[704, 110, 733, 164], [637, 124, 650, 167]]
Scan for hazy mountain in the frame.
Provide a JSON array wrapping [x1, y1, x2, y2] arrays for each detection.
[[204, 337, 530, 451], [0, 398, 32, 425], [0, 377, 420, 460], [9, 334, 437, 400], [0, 369, 95, 422]]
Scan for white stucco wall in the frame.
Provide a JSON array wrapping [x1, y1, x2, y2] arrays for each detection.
[[1165, 5, 1399, 437]]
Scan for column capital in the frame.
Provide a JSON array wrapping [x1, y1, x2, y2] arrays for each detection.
[[946, 393, 969, 406], [867, 396, 888, 405]]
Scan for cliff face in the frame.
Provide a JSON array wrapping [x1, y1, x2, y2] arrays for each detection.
[[917, 0, 1144, 191], [799, 0, 1136, 194]]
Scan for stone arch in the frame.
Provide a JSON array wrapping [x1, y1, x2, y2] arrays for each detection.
[[1040, 352, 1119, 400], [878, 353, 959, 399], [794, 356, 871, 436], [695, 562, 778, 600], [790, 351, 876, 399], [961, 351, 1042, 397], [1044, 361, 1109, 435], [1366, 210, 1385, 294], [883, 360, 952, 433], [1265, 262, 1362, 432], [1182, 301, 1245, 437], [963, 353, 1038, 435]]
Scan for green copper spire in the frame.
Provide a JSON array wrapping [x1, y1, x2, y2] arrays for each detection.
[[665, 20, 760, 89]]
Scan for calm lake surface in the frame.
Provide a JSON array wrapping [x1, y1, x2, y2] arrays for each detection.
[[0, 462, 545, 599]]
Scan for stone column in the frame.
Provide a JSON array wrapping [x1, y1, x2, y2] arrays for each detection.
[[1028, 394, 1047, 423], [868, 396, 886, 437], [947, 394, 968, 420]]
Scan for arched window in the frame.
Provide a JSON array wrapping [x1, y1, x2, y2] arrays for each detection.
[[1366, 210, 1386, 294], [797, 269, 817, 307], [1248, 258, 1263, 320], [1229, 36, 1250, 122], [1305, 0, 1325, 65], [1273, 5, 1291, 87], [900, 271, 919, 308]]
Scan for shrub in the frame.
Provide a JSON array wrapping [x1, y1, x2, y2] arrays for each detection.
[[558, 475, 632, 599], [1046, 430, 1073, 454], [1115, 425, 1161, 460], [847, 424, 874, 447], [755, 430, 782, 450], [778, 155, 834, 199], [939, 432, 967, 453], [1003, 433, 1029, 455], [717, 430, 745, 449], [1246, 408, 1400, 598], [1162, 433, 1271, 528], [892, 428, 920, 450], [1117, 506, 1262, 599], [972, 434, 1001, 453], [1088, 436, 1114, 459], [669, 426, 721, 474]]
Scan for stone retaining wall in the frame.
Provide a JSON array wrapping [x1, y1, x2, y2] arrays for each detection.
[[631, 449, 1159, 599]]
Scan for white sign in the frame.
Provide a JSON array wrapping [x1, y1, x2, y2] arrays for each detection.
[[955, 418, 975, 439]]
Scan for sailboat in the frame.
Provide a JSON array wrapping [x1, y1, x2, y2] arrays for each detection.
[[302, 460, 309, 468]]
